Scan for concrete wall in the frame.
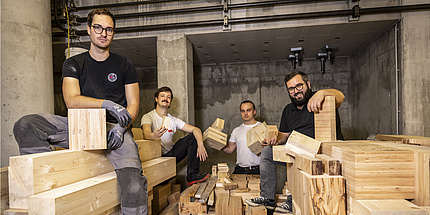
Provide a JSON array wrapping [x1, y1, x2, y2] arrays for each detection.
[[193, 57, 352, 173], [350, 25, 398, 139]]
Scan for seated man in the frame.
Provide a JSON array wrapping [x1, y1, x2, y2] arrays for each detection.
[[141, 86, 209, 185], [245, 71, 344, 213], [223, 100, 261, 175]]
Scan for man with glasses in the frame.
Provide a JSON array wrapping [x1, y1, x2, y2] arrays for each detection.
[[245, 71, 344, 213], [13, 9, 147, 214]]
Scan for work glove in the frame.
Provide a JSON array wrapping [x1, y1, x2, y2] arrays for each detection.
[[101, 100, 131, 127], [107, 124, 126, 150]]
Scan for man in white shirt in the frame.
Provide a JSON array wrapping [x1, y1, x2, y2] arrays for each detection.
[[223, 100, 261, 174], [141, 86, 209, 185]]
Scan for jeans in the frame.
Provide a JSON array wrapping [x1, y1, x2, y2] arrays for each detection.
[[260, 145, 286, 200]]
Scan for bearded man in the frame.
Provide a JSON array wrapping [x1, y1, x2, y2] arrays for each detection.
[[245, 71, 344, 213]]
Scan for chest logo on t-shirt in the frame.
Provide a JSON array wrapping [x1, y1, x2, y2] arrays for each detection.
[[168, 129, 173, 133], [107, 73, 117, 82]]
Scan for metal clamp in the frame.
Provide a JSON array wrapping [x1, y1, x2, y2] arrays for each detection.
[[223, 0, 231, 31]]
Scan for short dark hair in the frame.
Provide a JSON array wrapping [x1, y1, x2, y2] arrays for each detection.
[[284, 71, 309, 87], [87, 8, 116, 28], [240, 100, 256, 111], [154, 86, 173, 108]]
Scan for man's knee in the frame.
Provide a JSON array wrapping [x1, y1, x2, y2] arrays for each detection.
[[116, 167, 148, 208], [13, 114, 56, 148]]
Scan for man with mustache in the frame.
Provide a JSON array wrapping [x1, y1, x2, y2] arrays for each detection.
[[141, 86, 209, 186], [245, 71, 344, 213], [13, 9, 147, 214], [222, 100, 261, 174]]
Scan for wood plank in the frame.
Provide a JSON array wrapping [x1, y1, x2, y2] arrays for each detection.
[[266, 125, 278, 140], [300, 171, 346, 215], [180, 184, 199, 203], [376, 134, 430, 146], [136, 139, 162, 162], [1, 167, 9, 214], [352, 199, 428, 215], [142, 157, 176, 190], [285, 130, 321, 157], [159, 201, 179, 215], [315, 154, 341, 175], [28, 172, 119, 215], [207, 190, 215, 206], [132, 127, 143, 140], [295, 154, 323, 175], [272, 145, 295, 163], [198, 176, 218, 203], [314, 96, 336, 142], [195, 182, 208, 199], [215, 194, 228, 215], [178, 201, 207, 214], [152, 182, 172, 215], [229, 196, 242, 215], [168, 191, 180, 205], [9, 150, 114, 209], [247, 205, 267, 215], [68, 109, 107, 150], [211, 118, 225, 131]]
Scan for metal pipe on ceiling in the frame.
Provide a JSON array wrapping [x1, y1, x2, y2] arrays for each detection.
[[52, 3, 430, 38]]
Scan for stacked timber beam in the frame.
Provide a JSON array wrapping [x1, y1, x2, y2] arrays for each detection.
[[6, 109, 176, 215], [203, 118, 228, 150]]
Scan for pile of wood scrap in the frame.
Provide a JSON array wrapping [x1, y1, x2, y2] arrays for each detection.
[[179, 176, 217, 214], [5, 109, 176, 215], [203, 118, 228, 150]]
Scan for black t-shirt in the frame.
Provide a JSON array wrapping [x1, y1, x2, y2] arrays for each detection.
[[62, 52, 139, 123], [279, 91, 343, 140]]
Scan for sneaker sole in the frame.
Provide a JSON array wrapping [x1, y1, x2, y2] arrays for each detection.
[[245, 200, 275, 210], [187, 174, 210, 186], [275, 207, 292, 213]]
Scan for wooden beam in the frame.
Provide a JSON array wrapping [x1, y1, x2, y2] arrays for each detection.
[[315, 154, 341, 175], [194, 181, 208, 199], [68, 109, 107, 150], [375, 134, 430, 146], [203, 127, 228, 151], [142, 157, 176, 190], [131, 128, 143, 140], [198, 176, 218, 203], [211, 118, 225, 131], [136, 139, 161, 162], [314, 96, 336, 142], [352, 199, 428, 215], [159, 201, 179, 215], [229, 196, 242, 215], [272, 145, 295, 163], [152, 182, 172, 215], [266, 125, 278, 140], [28, 172, 119, 215], [285, 131, 321, 157], [295, 154, 323, 175], [9, 150, 114, 209]]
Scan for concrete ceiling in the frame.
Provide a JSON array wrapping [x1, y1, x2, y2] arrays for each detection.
[[53, 19, 398, 71]]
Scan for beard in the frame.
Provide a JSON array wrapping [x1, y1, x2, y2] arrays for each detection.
[[289, 87, 312, 107]]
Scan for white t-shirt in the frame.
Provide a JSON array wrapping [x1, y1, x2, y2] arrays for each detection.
[[140, 109, 186, 155], [229, 121, 261, 167]]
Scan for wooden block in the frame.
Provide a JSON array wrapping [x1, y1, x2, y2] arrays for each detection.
[[152, 182, 172, 215], [1, 167, 9, 214], [231, 190, 260, 203], [248, 205, 267, 215], [247, 181, 260, 191], [315, 154, 341, 175], [247, 128, 263, 155], [168, 191, 180, 204], [159, 201, 179, 215], [300, 171, 346, 215], [204, 127, 228, 150], [253, 122, 268, 142], [3, 209, 28, 215], [229, 196, 242, 215], [132, 127, 143, 140], [179, 202, 207, 214], [237, 181, 248, 189], [195, 182, 208, 199], [223, 177, 233, 184], [224, 183, 238, 190], [142, 157, 176, 190], [266, 125, 278, 140], [180, 184, 200, 203], [212, 165, 218, 176], [230, 174, 247, 182], [208, 190, 215, 206], [28, 172, 119, 215], [9, 150, 113, 209], [171, 184, 181, 194], [314, 96, 336, 142], [272, 145, 295, 163], [292, 199, 300, 215], [215, 188, 229, 196], [211, 118, 225, 131], [68, 109, 107, 150], [376, 134, 430, 146], [161, 116, 171, 128], [295, 154, 323, 175], [136, 139, 162, 162], [215, 194, 227, 215], [285, 130, 321, 157], [352, 199, 428, 215]]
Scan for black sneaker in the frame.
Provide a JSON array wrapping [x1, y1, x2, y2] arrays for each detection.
[[245, 196, 276, 210], [275, 195, 292, 213], [187, 173, 210, 186]]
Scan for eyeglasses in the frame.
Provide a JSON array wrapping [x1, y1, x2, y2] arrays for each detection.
[[92, 25, 115, 36], [287, 83, 305, 93]]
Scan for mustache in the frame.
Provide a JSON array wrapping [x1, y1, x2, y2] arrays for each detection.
[[162, 100, 169, 103]]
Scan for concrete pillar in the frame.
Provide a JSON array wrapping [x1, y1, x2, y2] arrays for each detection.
[[157, 33, 194, 124], [1, 0, 53, 166], [400, 9, 430, 136]]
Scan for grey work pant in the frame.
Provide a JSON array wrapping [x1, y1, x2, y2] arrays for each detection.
[[260, 145, 286, 200], [13, 113, 147, 215]]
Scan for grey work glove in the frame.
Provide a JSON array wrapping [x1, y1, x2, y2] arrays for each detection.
[[101, 100, 131, 127], [107, 124, 126, 150]]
